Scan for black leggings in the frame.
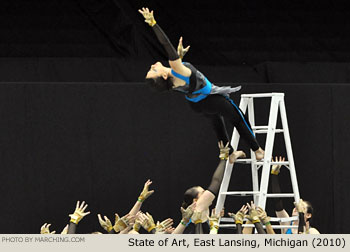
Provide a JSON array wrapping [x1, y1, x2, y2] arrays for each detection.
[[188, 95, 260, 152]]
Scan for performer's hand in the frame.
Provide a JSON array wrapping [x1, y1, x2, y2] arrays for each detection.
[[113, 213, 136, 232], [155, 218, 174, 233], [69, 201, 91, 224], [271, 156, 285, 175], [177, 37, 190, 60], [180, 202, 196, 224], [40, 223, 56, 234], [138, 179, 154, 202], [208, 208, 220, 230], [218, 141, 230, 160], [246, 201, 261, 223], [138, 7, 156, 27], [256, 207, 271, 225], [228, 205, 247, 224], [97, 214, 113, 232], [294, 199, 307, 214], [139, 212, 156, 232]]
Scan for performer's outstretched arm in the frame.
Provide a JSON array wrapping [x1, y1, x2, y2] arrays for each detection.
[[138, 7, 190, 75], [67, 201, 90, 234]]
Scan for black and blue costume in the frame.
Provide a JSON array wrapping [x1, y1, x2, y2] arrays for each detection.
[[148, 22, 260, 152]]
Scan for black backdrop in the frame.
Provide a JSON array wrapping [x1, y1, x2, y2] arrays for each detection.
[[0, 83, 349, 234]]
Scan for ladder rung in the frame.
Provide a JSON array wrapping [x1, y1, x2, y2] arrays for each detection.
[[220, 216, 298, 223], [241, 92, 284, 98], [254, 129, 284, 134], [220, 191, 260, 196], [235, 159, 289, 165], [266, 193, 295, 198], [220, 192, 295, 197]]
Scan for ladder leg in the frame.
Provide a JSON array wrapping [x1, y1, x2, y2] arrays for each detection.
[[257, 95, 280, 209], [279, 99, 300, 202], [216, 96, 248, 213], [248, 98, 259, 203]]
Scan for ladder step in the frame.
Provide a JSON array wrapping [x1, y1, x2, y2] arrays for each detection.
[[220, 191, 260, 196], [254, 129, 284, 134], [266, 193, 295, 198], [241, 92, 284, 98], [235, 159, 289, 165], [221, 192, 295, 197]]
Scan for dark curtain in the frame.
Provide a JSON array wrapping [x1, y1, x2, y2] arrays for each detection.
[[0, 83, 349, 233]]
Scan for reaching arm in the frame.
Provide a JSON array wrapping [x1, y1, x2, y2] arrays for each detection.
[[138, 7, 190, 75], [172, 202, 196, 234], [67, 201, 90, 234], [128, 180, 154, 216], [246, 201, 266, 234], [228, 205, 248, 234]]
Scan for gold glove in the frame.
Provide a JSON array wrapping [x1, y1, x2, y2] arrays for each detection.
[[247, 209, 261, 224], [40, 223, 56, 234], [97, 214, 113, 232], [228, 210, 245, 225], [256, 207, 271, 225], [191, 210, 208, 224], [69, 201, 90, 224], [113, 213, 129, 233], [133, 220, 141, 232], [138, 8, 156, 27], [138, 179, 154, 202], [180, 202, 196, 224], [155, 218, 173, 233], [218, 141, 230, 160], [208, 209, 220, 230], [139, 212, 156, 232], [271, 156, 285, 175], [177, 37, 190, 60], [294, 199, 307, 214]]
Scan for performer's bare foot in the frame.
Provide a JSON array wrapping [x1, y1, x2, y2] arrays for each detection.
[[229, 150, 246, 164], [255, 147, 265, 160]]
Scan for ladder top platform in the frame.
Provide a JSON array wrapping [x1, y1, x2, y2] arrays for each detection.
[[241, 92, 285, 98]]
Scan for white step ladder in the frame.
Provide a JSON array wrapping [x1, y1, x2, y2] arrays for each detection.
[[215, 93, 300, 229]]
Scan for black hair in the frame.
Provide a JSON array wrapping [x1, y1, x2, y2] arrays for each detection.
[[145, 76, 173, 92], [181, 186, 200, 209], [305, 201, 314, 223]]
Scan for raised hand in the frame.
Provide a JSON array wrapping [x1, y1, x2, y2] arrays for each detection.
[[271, 156, 285, 175], [113, 213, 135, 233], [256, 207, 271, 225], [228, 205, 248, 224], [97, 214, 113, 232], [294, 199, 307, 214], [138, 179, 155, 203], [246, 201, 260, 223], [180, 202, 196, 224], [69, 201, 91, 224], [138, 7, 156, 27], [139, 212, 156, 232], [40, 223, 56, 234], [218, 141, 230, 160], [155, 218, 174, 233], [177, 37, 190, 60]]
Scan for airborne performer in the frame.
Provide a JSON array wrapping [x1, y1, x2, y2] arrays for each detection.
[[139, 8, 264, 162]]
